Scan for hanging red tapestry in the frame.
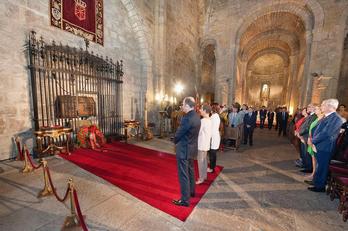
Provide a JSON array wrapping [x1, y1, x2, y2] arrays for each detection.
[[50, 0, 103, 45]]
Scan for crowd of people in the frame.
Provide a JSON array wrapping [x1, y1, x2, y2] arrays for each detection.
[[171, 96, 348, 207], [291, 100, 348, 192]]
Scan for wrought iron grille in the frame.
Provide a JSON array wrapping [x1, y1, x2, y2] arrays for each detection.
[[26, 31, 123, 137]]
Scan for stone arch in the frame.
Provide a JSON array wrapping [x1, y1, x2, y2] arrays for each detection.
[[246, 52, 288, 108], [197, 38, 217, 103], [230, 0, 324, 107], [120, 0, 150, 63], [200, 38, 217, 52], [234, 0, 324, 43], [239, 12, 306, 50], [241, 40, 292, 61], [200, 41, 216, 103], [172, 43, 196, 97], [240, 29, 301, 57], [247, 48, 290, 69]]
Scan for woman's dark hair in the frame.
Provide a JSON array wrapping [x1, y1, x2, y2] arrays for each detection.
[[211, 102, 220, 113], [201, 104, 212, 114]]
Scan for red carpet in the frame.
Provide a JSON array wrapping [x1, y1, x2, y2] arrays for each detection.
[[61, 142, 223, 221]]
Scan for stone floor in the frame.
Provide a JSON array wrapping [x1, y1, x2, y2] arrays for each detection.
[[0, 128, 347, 231]]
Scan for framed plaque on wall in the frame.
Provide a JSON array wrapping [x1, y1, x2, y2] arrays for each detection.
[[50, 0, 104, 45]]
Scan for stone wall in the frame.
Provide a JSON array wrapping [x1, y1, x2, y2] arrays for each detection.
[[0, 0, 147, 160], [164, 0, 201, 100]]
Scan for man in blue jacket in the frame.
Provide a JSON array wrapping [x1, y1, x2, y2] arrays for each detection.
[[308, 99, 343, 192], [243, 106, 257, 146], [173, 97, 201, 206]]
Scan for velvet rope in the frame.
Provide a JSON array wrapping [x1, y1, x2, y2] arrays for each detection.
[[16, 140, 24, 160], [73, 189, 88, 231], [25, 148, 43, 170], [46, 166, 70, 202]]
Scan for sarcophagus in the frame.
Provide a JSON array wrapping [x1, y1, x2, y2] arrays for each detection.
[[55, 95, 96, 118], [77, 96, 96, 117]]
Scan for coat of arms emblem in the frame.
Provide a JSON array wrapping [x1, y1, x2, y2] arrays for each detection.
[[74, 0, 87, 21]]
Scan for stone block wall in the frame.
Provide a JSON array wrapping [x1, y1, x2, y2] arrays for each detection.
[[164, 0, 201, 99], [0, 0, 147, 160]]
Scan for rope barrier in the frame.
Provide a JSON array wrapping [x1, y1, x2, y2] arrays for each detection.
[[20, 144, 88, 229], [46, 166, 70, 202], [24, 145, 43, 170], [73, 189, 88, 231], [14, 137, 24, 161]]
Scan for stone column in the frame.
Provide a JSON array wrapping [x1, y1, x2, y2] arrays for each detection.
[[300, 31, 313, 107], [153, 0, 166, 94], [227, 77, 234, 105], [214, 79, 220, 104], [311, 77, 321, 104], [282, 67, 289, 106], [215, 46, 232, 104], [227, 44, 236, 105], [243, 70, 251, 104], [286, 55, 299, 107], [236, 61, 247, 104]]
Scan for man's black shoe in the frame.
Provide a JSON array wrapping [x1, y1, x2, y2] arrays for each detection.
[[172, 199, 189, 207], [307, 186, 325, 192], [304, 180, 313, 185], [300, 169, 312, 173]]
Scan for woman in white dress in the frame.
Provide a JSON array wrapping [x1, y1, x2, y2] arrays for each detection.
[[196, 104, 212, 184], [208, 103, 221, 173]]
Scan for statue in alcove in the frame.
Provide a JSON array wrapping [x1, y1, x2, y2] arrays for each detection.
[[260, 83, 270, 107]]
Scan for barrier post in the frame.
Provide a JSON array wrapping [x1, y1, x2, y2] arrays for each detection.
[[37, 159, 53, 198], [62, 179, 80, 229], [22, 144, 34, 173]]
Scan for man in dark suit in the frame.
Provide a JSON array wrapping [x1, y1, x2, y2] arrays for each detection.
[[267, 109, 275, 129], [243, 107, 257, 146], [259, 106, 267, 129], [308, 99, 343, 192], [275, 106, 281, 130], [278, 107, 289, 136], [173, 97, 201, 206]]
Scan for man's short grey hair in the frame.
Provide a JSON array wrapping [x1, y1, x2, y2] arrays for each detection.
[[183, 97, 196, 108], [323, 98, 339, 110]]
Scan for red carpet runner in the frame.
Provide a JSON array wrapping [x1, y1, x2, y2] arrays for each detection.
[[61, 142, 223, 221]]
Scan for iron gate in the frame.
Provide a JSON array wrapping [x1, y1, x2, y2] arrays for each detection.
[[26, 31, 123, 137]]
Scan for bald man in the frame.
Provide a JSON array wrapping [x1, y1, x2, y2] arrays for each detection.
[[173, 97, 201, 206]]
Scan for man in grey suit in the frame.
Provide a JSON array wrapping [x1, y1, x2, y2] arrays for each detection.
[[173, 97, 201, 207], [308, 99, 343, 192]]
